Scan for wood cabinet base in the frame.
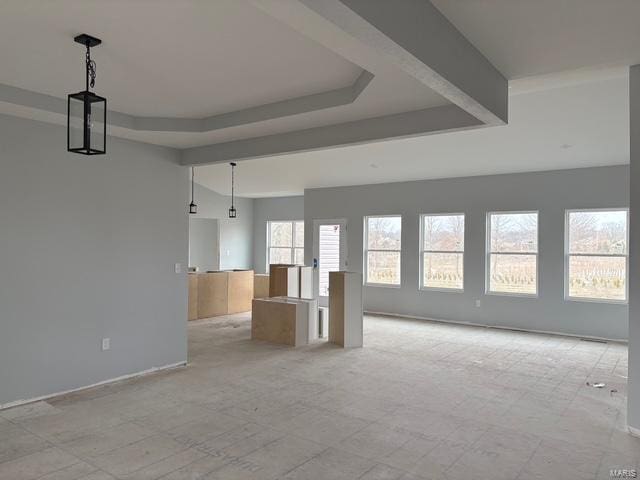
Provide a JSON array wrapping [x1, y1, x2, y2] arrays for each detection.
[[251, 298, 307, 346], [189, 270, 254, 319]]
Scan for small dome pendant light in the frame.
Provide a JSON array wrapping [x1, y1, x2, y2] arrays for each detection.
[[228, 162, 237, 219], [189, 167, 198, 214]]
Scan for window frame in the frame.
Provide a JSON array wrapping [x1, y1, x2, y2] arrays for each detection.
[[564, 208, 629, 304], [485, 210, 539, 298], [363, 214, 402, 288], [266, 220, 304, 269], [419, 213, 465, 293]]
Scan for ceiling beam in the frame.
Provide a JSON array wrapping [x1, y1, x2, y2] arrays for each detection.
[[177, 0, 508, 167], [181, 104, 481, 165], [255, 0, 507, 126]]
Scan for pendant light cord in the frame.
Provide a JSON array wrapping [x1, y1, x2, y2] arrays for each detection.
[[191, 167, 195, 203], [231, 163, 235, 208]]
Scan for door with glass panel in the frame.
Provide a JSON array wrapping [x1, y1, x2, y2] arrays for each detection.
[[313, 219, 347, 307]]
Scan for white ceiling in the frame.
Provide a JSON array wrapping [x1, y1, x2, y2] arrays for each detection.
[[194, 0, 640, 196], [0, 0, 370, 117], [0, 0, 637, 194], [196, 73, 629, 197], [431, 0, 640, 79], [0, 0, 451, 148], [0, 0, 363, 118]]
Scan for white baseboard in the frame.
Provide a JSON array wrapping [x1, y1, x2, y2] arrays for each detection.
[[364, 310, 626, 343], [629, 426, 640, 438], [0, 361, 187, 411]]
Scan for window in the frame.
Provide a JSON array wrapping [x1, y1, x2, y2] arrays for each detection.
[[566, 209, 628, 302], [421, 214, 464, 290], [364, 216, 401, 286], [267, 221, 304, 266], [487, 211, 538, 296]]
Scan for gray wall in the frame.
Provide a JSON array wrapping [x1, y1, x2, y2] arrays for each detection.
[[252, 196, 304, 274], [189, 218, 219, 272], [192, 183, 253, 271], [628, 64, 639, 430], [305, 166, 629, 340], [0, 114, 188, 407]]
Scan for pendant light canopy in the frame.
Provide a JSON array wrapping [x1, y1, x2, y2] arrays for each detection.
[[229, 162, 237, 219], [189, 167, 198, 214], [67, 34, 107, 155]]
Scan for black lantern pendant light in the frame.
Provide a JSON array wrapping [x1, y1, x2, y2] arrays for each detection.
[[229, 162, 237, 219], [67, 34, 107, 155], [189, 167, 198, 214]]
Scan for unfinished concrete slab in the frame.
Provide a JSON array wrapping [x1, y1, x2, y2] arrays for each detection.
[[0, 314, 637, 479]]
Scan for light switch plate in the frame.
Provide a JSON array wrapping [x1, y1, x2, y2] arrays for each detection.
[[175, 263, 182, 274], [102, 338, 110, 351]]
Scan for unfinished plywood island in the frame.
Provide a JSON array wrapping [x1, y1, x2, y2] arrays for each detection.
[[269, 264, 299, 297], [329, 271, 363, 348], [268, 264, 313, 298], [273, 296, 319, 343], [251, 297, 309, 346]]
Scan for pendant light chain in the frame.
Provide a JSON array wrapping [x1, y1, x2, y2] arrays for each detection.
[[85, 42, 96, 90]]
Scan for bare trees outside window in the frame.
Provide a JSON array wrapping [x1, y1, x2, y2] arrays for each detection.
[[365, 216, 401, 286], [421, 214, 464, 290], [566, 209, 628, 302], [268, 221, 304, 266], [487, 212, 538, 295]]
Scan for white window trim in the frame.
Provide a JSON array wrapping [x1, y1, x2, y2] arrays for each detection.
[[564, 208, 629, 304], [485, 210, 539, 298], [419, 213, 465, 292], [266, 220, 304, 270], [364, 214, 402, 288]]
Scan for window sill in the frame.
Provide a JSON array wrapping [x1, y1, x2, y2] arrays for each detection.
[[365, 282, 401, 289], [419, 286, 464, 293], [485, 291, 538, 299], [565, 296, 627, 305]]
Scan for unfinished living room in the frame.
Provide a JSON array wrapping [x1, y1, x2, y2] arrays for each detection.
[[1, 1, 640, 479]]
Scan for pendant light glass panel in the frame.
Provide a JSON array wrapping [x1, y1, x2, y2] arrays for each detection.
[[67, 92, 106, 155]]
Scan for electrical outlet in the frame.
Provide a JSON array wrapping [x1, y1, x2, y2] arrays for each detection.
[[175, 263, 182, 274], [475, 299, 481, 308], [102, 338, 110, 351]]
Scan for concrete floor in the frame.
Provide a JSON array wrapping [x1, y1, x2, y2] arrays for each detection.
[[0, 313, 638, 480]]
